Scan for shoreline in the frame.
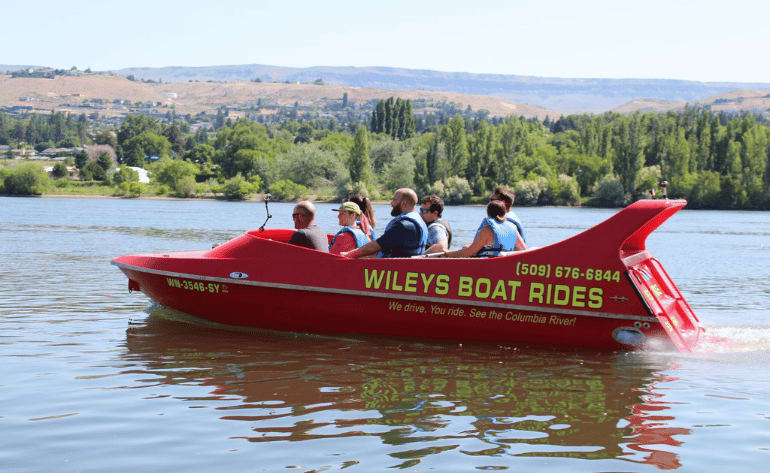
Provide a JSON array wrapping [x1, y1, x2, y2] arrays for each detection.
[[1, 192, 619, 209]]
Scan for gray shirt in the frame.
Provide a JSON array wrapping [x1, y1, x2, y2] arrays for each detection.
[[288, 225, 329, 252], [427, 221, 449, 247]]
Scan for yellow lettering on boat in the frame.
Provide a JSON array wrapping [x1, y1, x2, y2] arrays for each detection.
[[435, 274, 450, 295], [458, 276, 473, 297], [420, 273, 435, 293], [364, 269, 386, 289], [403, 272, 418, 293]]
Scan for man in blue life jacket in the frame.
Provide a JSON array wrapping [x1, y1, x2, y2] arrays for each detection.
[[419, 194, 452, 254], [342, 188, 428, 258], [491, 186, 526, 243]]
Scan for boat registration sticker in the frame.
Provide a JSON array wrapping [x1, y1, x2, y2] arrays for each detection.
[[229, 272, 249, 279]]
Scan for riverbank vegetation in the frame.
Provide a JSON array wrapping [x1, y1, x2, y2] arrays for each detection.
[[1, 103, 769, 209]]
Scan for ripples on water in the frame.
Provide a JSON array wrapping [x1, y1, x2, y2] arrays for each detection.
[[1, 197, 770, 472]]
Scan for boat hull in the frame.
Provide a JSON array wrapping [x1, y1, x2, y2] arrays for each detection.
[[113, 200, 703, 351]]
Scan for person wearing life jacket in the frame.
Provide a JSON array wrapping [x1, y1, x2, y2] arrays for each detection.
[[439, 200, 526, 258], [329, 201, 370, 255], [348, 194, 377, 241], [342, 188, 428, 258], [419, 194, 452, 254], [490, 186, 526, 244]]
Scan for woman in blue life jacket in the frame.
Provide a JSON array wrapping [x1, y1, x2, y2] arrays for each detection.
[[437, 200, 526, 258], [329, 201, 370, 255]]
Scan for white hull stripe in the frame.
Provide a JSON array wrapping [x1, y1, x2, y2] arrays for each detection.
[[113, 261, 659, 323]]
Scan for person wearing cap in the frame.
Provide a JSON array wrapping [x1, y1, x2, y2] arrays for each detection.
[[329, 201, 370, 255]]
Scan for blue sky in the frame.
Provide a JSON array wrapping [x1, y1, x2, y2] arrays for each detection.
[[3, 0, 769, 83]]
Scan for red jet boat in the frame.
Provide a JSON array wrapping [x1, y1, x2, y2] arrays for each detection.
[[112, 199, 703, 352]]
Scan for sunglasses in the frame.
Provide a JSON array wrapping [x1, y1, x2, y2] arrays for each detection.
[[292, 213, 304, 218], [419, 208, 431, 214]]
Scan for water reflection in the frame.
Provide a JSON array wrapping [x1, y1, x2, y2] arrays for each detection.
[[124, 309, 689, 470]]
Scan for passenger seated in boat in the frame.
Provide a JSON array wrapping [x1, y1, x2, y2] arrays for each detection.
[[287, 200, 329, 252], [348, 194, 377, 240], [342, 188, 428, 258], [490, 186, 526, 244], [419, 194, 452, 254], [439, 200, 525, 258], [329, 201, 370, 255]]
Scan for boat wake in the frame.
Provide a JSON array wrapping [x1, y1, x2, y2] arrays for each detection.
[[692, 325, 770, 354]]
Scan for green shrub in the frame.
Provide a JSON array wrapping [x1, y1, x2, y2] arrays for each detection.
[[269, 179, 308, 200], [594, 174, 626, 207], [3, 163, 51, 195], [555, 174, 581, 206], [222, 174, 256, 200], [111, 166, 140, 185], [514, 180, 541, 206], [430, 176, 472, 204]]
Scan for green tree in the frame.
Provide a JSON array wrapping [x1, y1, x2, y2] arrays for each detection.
[[52, 162, 69, 178], [74, 150, 89, 170], [82, 161, 106, 181], [349, 125, 371, 185], [444, 115, 469, 177], [151, 159, 198, 193], [186, 143, 215, 167], [96, 151, 114, 171]]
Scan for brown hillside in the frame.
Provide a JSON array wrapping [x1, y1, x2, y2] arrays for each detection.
[[0, 74, 559, 120], [614, 90, 770, 116], [613, 98, 685, 113]]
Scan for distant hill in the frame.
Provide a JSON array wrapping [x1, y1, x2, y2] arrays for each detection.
[[613, 89, 770, 116], [0, 74, 558, 120], [114, 64, 770, 112], [0, 64, 43, 73]]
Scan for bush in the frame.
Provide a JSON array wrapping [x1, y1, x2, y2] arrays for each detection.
[[430, 175, 472, 204], [221, 174, 256, 200], [151, 159, 199, 196], [594, 174, 626, 207], [269, 179, 308, 200], [111, 166, 139, 185], [3, 164, 51, 195], [555, 174, 581, 206], [175, 175, 197, 198], [54, 178, 70, 189], [634, 165, 662, 198], [514, 180, 542, 206], [117, 181, 142, 197], [337, 180, 370, 201]]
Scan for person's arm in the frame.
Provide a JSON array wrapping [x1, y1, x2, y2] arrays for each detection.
[[515, 230, 527, 251], [425, 239, 448, 254], [342, 239, 382, 258], [441, 227, 493, 258], [424, 225, 449, 254]]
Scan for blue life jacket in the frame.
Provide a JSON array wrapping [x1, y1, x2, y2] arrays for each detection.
[[474, 217, 519, 257], [506, 210, 526, 243], [380, 210, 428, 258], [329, 226, 369, 250]]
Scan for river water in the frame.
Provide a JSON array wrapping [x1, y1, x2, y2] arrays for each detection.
[[1, 196, 769, 472]]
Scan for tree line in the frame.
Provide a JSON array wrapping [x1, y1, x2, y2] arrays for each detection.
[[2, 100, 769, 210]]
